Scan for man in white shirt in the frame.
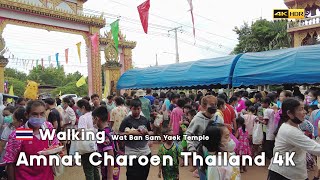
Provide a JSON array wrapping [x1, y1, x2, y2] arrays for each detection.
[[260, 97, 275, 159]]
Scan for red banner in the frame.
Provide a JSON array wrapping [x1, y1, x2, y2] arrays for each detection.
[[137, 0, 150, 34], [187, 0, 195, 39], [65, 48, 69, 64]]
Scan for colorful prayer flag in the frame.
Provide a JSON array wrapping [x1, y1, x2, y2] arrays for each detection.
[[76, 76, 86, 87], [103, 81, 108, 99], [65, 48, 69, 64], [55, 53, 59, 67], [48, 56, 51, 64], [16, 128, 33, 140], [137, 0, 150, 34], [76, 42, 81, 63], [187, 0, 195, 40], [110, 20, 119, 52], [7, 85, 14, 103]]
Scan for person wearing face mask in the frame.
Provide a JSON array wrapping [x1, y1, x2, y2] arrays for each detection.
[[268, 98, 320, 180], [4, 100, 59, 180], [0, 107, 27, 174], [198, 123, 240, 180], [2, 106, 15, 129], [186, 95, 218, 179]]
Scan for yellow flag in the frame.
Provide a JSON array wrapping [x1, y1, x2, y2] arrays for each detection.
[[76, 42, 81, 63], [103, 82, 107, 99], [59, 90, 62, 96], [76, 76, 86, 87], [7, 85, 14, 103]]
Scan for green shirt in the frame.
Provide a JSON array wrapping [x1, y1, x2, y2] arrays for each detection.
[[158, 143, 181, 180], [139, 97, 151, 120]]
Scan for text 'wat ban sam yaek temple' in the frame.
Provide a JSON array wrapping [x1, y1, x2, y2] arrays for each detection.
[[0, 0, 136, 97]]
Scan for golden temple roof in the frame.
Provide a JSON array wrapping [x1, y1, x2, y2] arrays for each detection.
[[0, 0, 106, 28]]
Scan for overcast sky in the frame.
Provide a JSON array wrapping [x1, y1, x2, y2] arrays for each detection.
[[3, 0, 287, 76]]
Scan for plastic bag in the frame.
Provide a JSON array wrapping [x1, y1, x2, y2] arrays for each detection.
[[76, 129, 97, 155], [154, 114, 163, 127], [252, 122, 263, 145], [52, 154, 64, 176]]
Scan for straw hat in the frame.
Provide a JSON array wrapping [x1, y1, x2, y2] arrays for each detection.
[[136, 89, 145, 97]]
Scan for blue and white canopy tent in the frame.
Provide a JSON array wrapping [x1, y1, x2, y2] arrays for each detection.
[[231, 44, 320, 87], [117, 44, 320, 90], [117, 54, 242, 89]]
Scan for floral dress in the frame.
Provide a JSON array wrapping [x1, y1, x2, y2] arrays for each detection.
[[236, 128, 251, 156], [158, 143, 181, 180]]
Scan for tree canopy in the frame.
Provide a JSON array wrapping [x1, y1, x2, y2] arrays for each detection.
[[4, 66, 88, 97], [232, 19, 291, 54]]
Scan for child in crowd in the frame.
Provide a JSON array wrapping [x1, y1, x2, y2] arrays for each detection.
[[2, 106, 15, 129], [158, 128, 181, 180], [299, 119, 316, 171], [182, 104, 192, 126], [305, 105, 319, 121], [235, 117, 251, 173], [198, 123, 240, 180], [242, 106, 257, 154], [92, 106, 119, 180], [152, 99, 162, 112], [153, 113, 163, 137]]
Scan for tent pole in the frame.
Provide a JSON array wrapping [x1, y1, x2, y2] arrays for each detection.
[[227, 84, 230, 98]]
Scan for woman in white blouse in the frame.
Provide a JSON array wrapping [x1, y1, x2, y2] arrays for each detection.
[[268, 98, 320, 180]]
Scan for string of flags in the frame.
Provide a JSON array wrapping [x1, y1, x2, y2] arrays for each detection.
[[6, 41, 84, 70]]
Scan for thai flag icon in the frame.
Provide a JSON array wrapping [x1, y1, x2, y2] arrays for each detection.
[[16, 128, 33, 140]]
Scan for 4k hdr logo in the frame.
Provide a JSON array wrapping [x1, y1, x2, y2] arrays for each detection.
[[273, 9, 305, 19]]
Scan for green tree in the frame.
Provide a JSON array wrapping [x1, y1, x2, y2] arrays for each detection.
[[51, 81, 88, 97], [6, 77, 25, 97], [28, 65, 65, 86], [5, 66, 89, 97], [63, 71, 82, 85], [4, 68, 28, 81], [232, 19, 291, 54]]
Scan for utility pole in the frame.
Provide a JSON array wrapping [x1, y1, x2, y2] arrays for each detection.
[[168, 26, 182, 63]]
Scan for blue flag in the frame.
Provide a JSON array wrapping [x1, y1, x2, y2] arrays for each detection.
[[55, 53, 59, 67]]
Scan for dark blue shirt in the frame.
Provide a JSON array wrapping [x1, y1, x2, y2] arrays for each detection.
[[144, 95, 155, 105]]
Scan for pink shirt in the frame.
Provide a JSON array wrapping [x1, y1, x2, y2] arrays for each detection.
[[236, 99, 246, 112], [243, 114, 257, 135], [4, 122, 59, 180], [170, 107, 184, 136]]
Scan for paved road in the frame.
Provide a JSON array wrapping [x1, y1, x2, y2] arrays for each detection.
[[56, 144, 317, 180]]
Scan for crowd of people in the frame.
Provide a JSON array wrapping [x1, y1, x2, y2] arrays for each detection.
[[0, 86, 319, 180]]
